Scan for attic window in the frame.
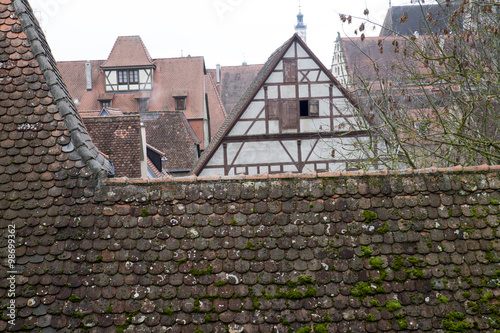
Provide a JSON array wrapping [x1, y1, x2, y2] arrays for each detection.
[[300, 99, 319, 117], [117, 70, 139, 85], [300, 100, 309, 117], [175, 97, 186, 110]]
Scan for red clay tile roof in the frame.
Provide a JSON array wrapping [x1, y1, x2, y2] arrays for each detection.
[[141, 111, 200, 172], [82, 115, 142, 178], [204, 72, 227, 138], [10, 0, 113, 177], [101, 35, 154, 68], [58, 56, 207, 120], [207, 63, 263, 114]]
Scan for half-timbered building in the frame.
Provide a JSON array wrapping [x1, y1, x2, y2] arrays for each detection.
[[192, 34, 378, 177]]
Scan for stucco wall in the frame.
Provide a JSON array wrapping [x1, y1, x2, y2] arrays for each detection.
[[2, 166, 500, 332]]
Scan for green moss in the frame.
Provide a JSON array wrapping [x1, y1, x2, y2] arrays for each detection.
[[385, 300, 402, 312], [190, 265, 213, 277], [296, 326, 312, 333], [407, 256, 424, 265], [369, 257, 384, 269], [304, 286, 317, 297], [140, 209, 149, 217], [490, 198, 499, 205], [462, 292, 471, 299], [370, 299, 379, 306], [398, 318, 409, 329], [442, 311, 471, 332], [69, 294, 83, 303], [298, 275, 314, 285], [194, 328, 205, 333], [366, 314, 376, 322], [162, 307, 175, 316], [360, 246, 373, 257], [376, 222, 389, 234], [94, 255, 103, 263], [71, 311, 85, 319], [105, 304, 113, 314], [214, 281, 227, 287], [350, 281, 386, 299], [363, 210, 378, 223], [438, 295, 450, 304], [313, 323, 328, 333], [323, 315, 332, 323], [177, 258, 188, 265], [244, 241, 255, 250], [391, 255, 404, 271], [231, 219, 237, 226]]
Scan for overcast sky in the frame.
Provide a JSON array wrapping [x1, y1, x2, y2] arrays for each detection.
[[29, 0, 424, 69]]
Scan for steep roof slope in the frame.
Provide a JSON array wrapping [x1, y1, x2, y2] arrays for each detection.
[[10, 0, 113, 178], [101, 35, 154, 68], [192, 34, 360, 175]]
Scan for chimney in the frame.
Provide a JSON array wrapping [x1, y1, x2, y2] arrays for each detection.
[[216, 64, 221, 84], [85, 61, 92, 91]]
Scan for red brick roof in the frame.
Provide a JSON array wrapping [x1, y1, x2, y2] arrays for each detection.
[[82, 115, 143, 178], [101, 35, 154, 68], [141, 111, 200, 172], [207, 63, 263, 114]]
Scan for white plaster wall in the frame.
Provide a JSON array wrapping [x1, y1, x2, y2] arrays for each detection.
[[319, 98, 330, 117], [254, 88, 265, 100], [106, 71, 117, 84], [300, 118, 330, 132], [299, 84, 309, 98], [266, 72, 284, 84], [280, 85, 296, 99], [298, 59, 319, 70], [246, 121, 266, 135], [296, 44, 308, 58], [199, 168, 225, 176], [280, 140, 299, 161], [268, 120, 279, 134], [284, 44, 296, 58], [233, 141, 294, 165], [310, 84, 330, 98], [267, 86, 278, 99], [228, 122, 251, 136], [241, 101, 265, 119], [275, 60, 283, 70], [226, 142, 243, 163], [283, 164, 299, 172], [206, 146, 224, 166]]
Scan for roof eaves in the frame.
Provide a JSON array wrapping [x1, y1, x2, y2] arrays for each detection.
[[13, 0, 114, 179]]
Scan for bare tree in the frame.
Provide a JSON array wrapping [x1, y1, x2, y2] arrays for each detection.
[[336, 0, 500, 169]]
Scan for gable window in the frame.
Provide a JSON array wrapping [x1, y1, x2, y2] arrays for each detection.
[[101, 101, 111, 109], [300, 100, 309, 117], [117, 70, 128, 85], [299, 99, 319, 117], [117, 70, 139, 85], [175, 97, 186, 110]]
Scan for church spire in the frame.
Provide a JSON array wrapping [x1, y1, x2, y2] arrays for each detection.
[[295, 4, 307, 43]]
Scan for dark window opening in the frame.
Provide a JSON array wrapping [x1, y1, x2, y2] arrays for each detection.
[[175, 97, 186, 110], [300, 100, 309, 117], [101, 101, 111, 109], [117, 70, 139, 85], [138, 99, 149, 112]]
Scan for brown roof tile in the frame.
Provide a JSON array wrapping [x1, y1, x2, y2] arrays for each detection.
[[101, 36, 154, 68]]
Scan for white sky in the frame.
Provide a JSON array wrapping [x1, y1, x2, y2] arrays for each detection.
[[29, 0, 423, 69]]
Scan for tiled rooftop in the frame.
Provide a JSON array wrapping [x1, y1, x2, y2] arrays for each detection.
[[2, 1, 500, 332]]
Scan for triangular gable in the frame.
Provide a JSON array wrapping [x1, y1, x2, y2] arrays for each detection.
[[101, 36, 154, 68], [192, 34, 366, 176]]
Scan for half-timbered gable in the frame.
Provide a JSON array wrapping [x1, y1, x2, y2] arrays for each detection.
[[100, 36, 155, 92], [193, 34, 376, 177]]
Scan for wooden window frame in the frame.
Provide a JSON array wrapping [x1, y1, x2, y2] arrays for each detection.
[[175, 97, 186, 111]]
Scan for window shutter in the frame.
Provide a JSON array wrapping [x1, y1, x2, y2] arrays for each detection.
[[283, 59, 297, 83], [280, 100, 298, 130], [267, 100, 279, 120]]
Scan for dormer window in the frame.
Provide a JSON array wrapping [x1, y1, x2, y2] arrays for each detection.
[[175, 97, 186, 110], [117, 70, 139, 85], [173, 89, 188, 111]]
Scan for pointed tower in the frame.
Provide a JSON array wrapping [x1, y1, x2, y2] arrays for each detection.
[[295, 8, 307, 43]]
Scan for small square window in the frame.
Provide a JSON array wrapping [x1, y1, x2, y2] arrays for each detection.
[[101, 101, 111, 109], [175, 97, 186, 110], [300, 100, 309, 117]]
